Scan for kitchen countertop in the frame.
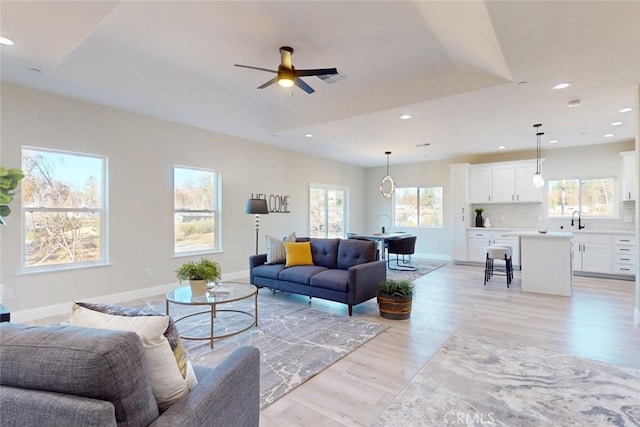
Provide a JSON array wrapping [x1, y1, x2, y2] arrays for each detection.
[[468, 227, 635, 235], [502, 231, 573, 239]]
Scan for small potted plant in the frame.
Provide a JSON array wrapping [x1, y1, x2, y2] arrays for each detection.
[[474, 208, 484, 227], [377, 279, 414, 320], [176, 258, 221, 293]]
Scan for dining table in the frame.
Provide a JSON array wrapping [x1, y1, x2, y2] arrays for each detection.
[[347, 231, 412, 260]]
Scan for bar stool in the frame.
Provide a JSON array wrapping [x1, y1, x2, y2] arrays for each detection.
[[484, 245, 513, 287]]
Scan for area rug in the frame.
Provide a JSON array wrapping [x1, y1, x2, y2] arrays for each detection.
[[142, 293, 387, 408], [386, 258, 447, 283], [374, 331, 640, 426]]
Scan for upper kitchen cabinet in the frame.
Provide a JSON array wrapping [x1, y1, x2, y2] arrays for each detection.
[[619, 151, 636, 201], [469, 166, 492, 203], [469, 160, 543, 204]]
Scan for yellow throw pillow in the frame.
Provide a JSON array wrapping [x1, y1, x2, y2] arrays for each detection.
[[283, 241, 314, 267]]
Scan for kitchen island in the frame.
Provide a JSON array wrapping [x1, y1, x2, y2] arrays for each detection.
[[502, 231, 573, 297]]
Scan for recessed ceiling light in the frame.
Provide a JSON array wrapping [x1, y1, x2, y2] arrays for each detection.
[[305, 133, 313, 138], [604, 133, 614, 138], [415, 143, 430, 147], [611, 121, 623, 126], [549, 139, 558, 144], [399, 114, 412, 120], [552, 82, 572, 90], [497, 145, 506, 150], [567, 100, 581, 108], [619, 107, 632, 113], [0, 36, 14, 46]]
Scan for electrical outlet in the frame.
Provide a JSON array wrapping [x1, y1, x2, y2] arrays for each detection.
[[3, 287, 13, 301], [145, 268, 152, 278], [623, 215, 633, 223]]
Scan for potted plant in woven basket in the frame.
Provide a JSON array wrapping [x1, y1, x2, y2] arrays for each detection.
[[377, 279, 414, 320], [176, 258, 221, 293]]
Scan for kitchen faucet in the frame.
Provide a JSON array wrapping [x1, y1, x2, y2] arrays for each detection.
[[571, 211, 585, 229]]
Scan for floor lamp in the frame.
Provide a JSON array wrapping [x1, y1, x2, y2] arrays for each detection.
[[246, 198, 269, 255]]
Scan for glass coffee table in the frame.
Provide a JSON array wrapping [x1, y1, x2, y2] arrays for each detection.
[[166, 282, 258, 348]]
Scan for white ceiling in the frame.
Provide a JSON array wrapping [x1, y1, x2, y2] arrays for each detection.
[[1, 1, 638, 167]]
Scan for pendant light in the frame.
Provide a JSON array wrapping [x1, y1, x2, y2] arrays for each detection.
[[379, 151, 395, 198], [532, 124, 545, 189]]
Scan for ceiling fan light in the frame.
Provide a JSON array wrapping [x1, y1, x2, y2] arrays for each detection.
[[278, 78, 294, 88]]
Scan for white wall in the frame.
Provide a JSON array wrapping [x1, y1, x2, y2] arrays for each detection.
[[0, 83, 366, 313]]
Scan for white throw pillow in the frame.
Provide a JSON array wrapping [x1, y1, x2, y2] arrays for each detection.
[[265, 232, 296, 264], [70, 304, 190, 411]]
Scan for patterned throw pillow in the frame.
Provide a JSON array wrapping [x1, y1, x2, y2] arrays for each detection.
[[265, 232, 296, 264], [283, 241, 314, 267], [71, 302, 198, 411]]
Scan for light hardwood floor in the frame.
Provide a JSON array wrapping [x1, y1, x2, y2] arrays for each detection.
[[259, 263, 640, 426]]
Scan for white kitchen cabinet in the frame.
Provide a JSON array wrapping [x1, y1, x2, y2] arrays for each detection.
[[572, 234, 612, 274], [467, 230, 521, 266], [619, 151, 636, 201], [514, 163, 544, 202], [470, 160, 543, 204], [450, 164, 470, 262], [612, 235, 637, 275], [467, 230, 491, 262], [491, 165, 514, 203], [469, 166, 492, 203]]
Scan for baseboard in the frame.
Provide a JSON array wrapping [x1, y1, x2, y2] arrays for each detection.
[[11, 269, 250, 323]]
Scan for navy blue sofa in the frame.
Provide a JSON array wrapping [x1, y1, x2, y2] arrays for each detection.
[[249, 238, 386, 316]]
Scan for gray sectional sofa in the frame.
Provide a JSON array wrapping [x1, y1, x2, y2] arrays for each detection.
[[249, 237, 386, 316], [0, 323, 260, 427]]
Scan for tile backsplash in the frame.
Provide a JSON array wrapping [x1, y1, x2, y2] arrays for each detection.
[[471, 202, 635, 232]]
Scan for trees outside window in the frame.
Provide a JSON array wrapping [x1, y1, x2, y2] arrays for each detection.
[[174, 166, 220, 255], [21, 147, 107, 271], [394, 186, 443, 228], [309, 185, 348, 238], [548, 178, 615, 217]]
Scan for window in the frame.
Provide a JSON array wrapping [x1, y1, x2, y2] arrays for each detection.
[[174, 166, 220, 255], [21, 147, 107, 271], [309, 184, 348, 238], [548, 178, 615, 217], [394, 186, 443, 227]]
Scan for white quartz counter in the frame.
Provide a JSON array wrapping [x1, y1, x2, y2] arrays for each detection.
[[502, 231, 573, 239]]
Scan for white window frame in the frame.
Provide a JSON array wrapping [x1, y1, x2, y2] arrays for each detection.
[[21, 146, 109, 273], [173, 165, 221, 256], [309, 183, 349, 238], [547, 177, 617, 218], [393, 186, 444, 228]]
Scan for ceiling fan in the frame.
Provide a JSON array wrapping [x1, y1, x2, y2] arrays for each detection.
[[234, 46, 338, 94]]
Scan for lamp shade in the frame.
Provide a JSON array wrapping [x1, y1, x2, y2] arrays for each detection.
[[246, 198, 269, 215]]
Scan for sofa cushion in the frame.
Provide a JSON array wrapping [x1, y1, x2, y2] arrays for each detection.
[[284, 241, 314, 267], [265, 232, 296, 264], [74, 302, 198, 391], [310, 238, 340, 269], [310, 269, 349, 292], [337, 239, 377, 270], [0, 323, 159, 427], [252, 263, 286, 280], [279, 265, 327, 285], [70, 304, 190, 411]]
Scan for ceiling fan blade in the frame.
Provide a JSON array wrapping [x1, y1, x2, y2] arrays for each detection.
[[234, 64, 277, 74], [295, 68, 338, 77], [257, 77, 278, 89], [294, 77, 315, 94]]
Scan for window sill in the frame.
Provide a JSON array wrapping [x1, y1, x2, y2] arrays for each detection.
[[19, 262, 113, 276]]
